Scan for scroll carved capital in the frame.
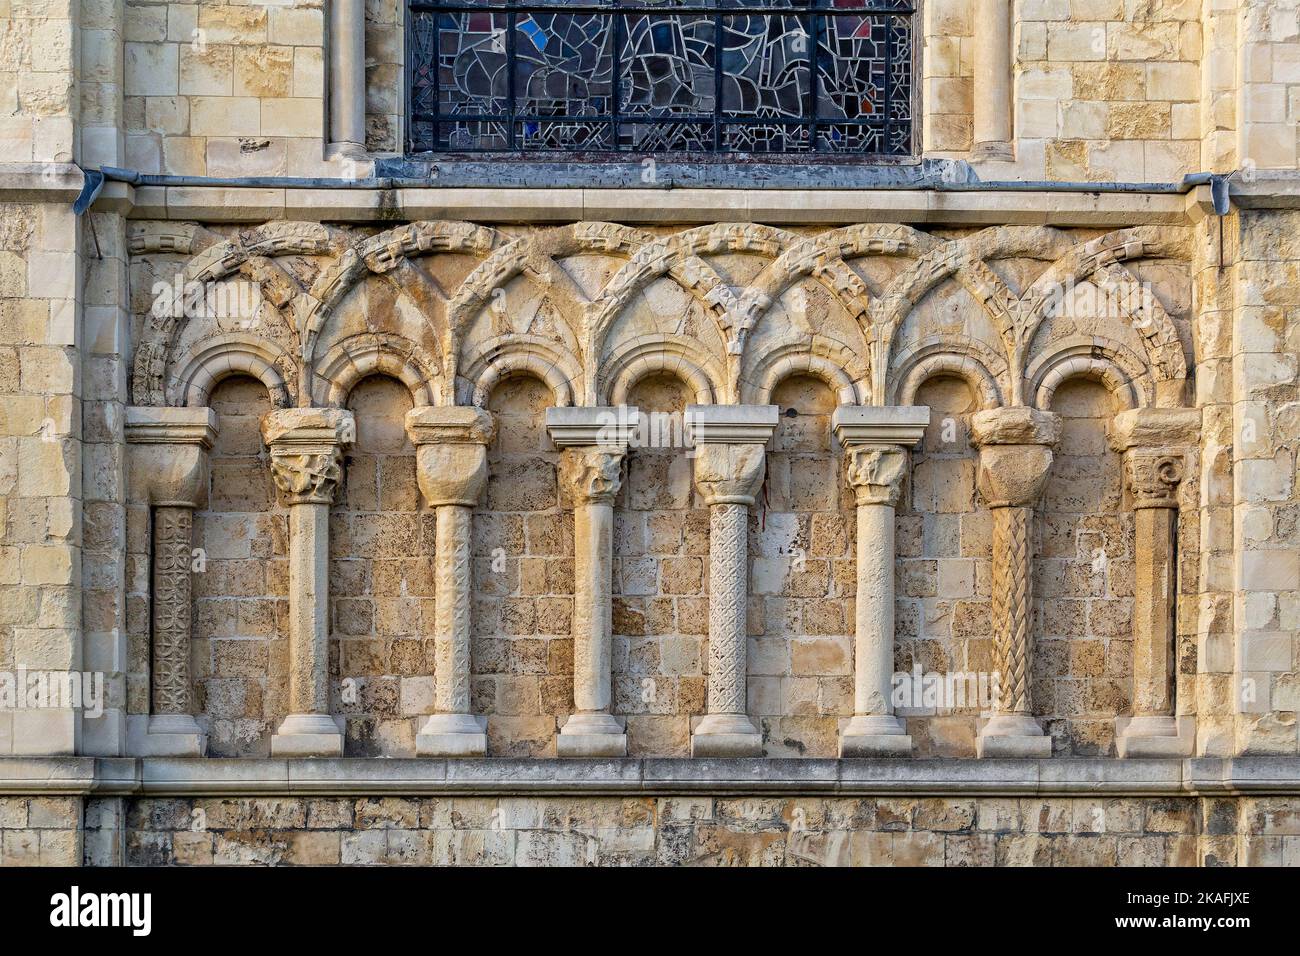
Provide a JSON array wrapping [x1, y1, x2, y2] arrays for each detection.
[[270, 448, 344, 505], [1125, 451, 1184, 509], [560, 447, 626, 504], [692, 442, 767, 506], [844, 446, 908, 507]]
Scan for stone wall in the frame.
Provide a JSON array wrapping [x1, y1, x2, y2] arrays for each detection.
[[66, 789, 1294, 867]]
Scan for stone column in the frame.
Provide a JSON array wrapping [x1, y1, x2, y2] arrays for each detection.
[[833, 406, 930, 757], [407, 406, 495, 757], [971, 407, 1059, 758], [125, 407, 218, 757], [262, 408, 353, 757], [686, 404, 778, 758], [972, 0, 1013, 161], [1110, 408, 1201, 757], [328, 0, 367, 157], [545, 406, 640, 757]]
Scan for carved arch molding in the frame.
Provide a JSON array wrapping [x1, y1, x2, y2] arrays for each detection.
[[129, 220, 1193, 414]]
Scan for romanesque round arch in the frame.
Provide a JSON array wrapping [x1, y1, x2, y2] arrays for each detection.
[[1026, 337, 1151, 412], [739, 336, 866, 406], [460, 335, 580, 408], [602, 334, 722, 406], [168, 332, 294, 409], [312, 332, 439, 408], [890, 337, 1005, 410]]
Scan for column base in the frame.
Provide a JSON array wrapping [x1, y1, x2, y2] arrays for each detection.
[[1115, 715, 1195, 758], [270, 713, 345, 757], [839, 715, 912, 757], [691, 713, 762, 757], [971, 141, 1014, 162], [416, 713, 488, 757], [976, 714, 1052, 758], [127, 714, 208, 757], [557, 713, 627, 757]]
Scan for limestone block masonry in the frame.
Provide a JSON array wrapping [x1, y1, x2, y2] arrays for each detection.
[[5, 0, 1300, 867]]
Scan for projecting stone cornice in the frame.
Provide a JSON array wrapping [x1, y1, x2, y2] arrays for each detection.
[[108, 182, 1216, 227], [6, 757, 1300, 799]]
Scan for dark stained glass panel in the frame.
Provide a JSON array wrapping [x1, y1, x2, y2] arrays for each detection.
[[407, 0, 915, 155]]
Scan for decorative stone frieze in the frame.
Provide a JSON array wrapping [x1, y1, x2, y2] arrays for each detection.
[[125, 407, 219, 758], [686, 404, 778, 757], [546, 406, 640, 757], [407, 406, 496, 757], [971, 407, 1060, 758], [1109, 407, 1202, 758], [261, 408, 354, 757], [833, 406, 930, 757]]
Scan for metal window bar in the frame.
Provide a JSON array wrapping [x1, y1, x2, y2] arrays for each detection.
[[406, 0, 916, 156]]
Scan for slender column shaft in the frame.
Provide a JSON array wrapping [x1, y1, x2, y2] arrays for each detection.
[[832, 408, 926, 757], [686, 405, 777, 758], [151, 506, 196, 717], [287, 498, 331, 718], [990, 504, 1033, 717], [1108, 410, 1198, 757], [553, 441, 627, 755], [854, 501, 895, 717], [1133, 505, 1177, 718], [329, 0, 367, 150], [433, 503, 474, 716], [573, 494, 616, 714], [972, 0, 1013, 160], [706, 501, 749, 717]]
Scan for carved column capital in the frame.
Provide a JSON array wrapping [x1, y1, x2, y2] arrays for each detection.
[[1125, 452, 1185, 509], [559, 447, 626, 504], [406, 406, 495, 507], [844, 445, 909, 507], [125, 406, 218, 508], [971, 406, 1060, 509], [261, 407, 353, 506]]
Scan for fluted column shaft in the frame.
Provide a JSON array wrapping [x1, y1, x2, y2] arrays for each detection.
[[407, 406, 495, 756], [687, 405, 778, 758], [263, 408, 353, 757], [972, 407, 1059, 758]]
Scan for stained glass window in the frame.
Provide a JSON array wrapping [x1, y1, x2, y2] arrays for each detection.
[[406, 0, 915, 155]]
